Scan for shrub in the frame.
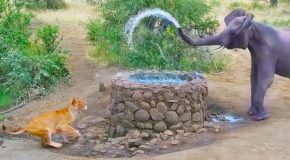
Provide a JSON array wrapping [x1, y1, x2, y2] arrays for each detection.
[[88, 0, 226, 72], [0, 88, 12, 110], [25, 0, 66, 10], [0, 1, 69, 109], [36, 25, 61, 54]]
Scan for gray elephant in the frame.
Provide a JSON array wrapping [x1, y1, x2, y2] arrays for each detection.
[[177, 8, 290, 121]]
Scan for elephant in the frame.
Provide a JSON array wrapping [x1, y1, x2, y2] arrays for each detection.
[[177, 8, 290, 120]]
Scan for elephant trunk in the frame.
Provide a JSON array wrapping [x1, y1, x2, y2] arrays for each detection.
[[178, 28, 222, 46], [235, 13, 254, 36]]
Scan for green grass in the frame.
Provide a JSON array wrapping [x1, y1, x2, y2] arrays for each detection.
[[0, 1, 69, 110], [0, 114, 7, 121], [0, 89, 12, 110]]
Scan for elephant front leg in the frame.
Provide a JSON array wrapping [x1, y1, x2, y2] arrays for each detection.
[[251, 62, 275, 120], [248, 62, 258, 116]]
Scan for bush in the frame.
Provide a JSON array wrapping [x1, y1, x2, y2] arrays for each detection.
[[88, 0, 226, 72], [25, 0, 66, 10], [0, 1, 69, 109], [36, 25, 61, 54], [0, 88, 12, 110]]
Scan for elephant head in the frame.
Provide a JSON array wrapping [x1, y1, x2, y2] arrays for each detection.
[[178, 9, 254, 49]]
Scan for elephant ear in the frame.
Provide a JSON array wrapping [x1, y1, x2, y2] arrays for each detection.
[[224, 8, 247, 26]]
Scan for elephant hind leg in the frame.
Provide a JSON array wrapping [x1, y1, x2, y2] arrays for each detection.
[[252, 111, 269, 121], [247, 107, 269, 120], [247, 107, 257, 116]]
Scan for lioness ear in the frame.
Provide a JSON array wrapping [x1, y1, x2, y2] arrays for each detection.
[[71, 98, 77, 105]]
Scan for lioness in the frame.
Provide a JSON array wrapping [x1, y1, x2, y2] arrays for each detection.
[[2, 97, 87, 148]]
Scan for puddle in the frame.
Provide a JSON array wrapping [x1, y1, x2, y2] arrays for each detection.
[[209, 114, 246, 123]]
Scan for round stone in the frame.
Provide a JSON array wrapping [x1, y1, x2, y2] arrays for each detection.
[[141, 131, 150, 138], [124, 110, 135, 121], [126, 130, 141, 139], [191, 92, 198, 101], [109, 126, 116, 137], [157, 96, 164, 101], [193, 103, 201, 111], [154, 121, 167, 132], [112, 91, 122, 102], [121, 120, 135, 130], [132, 91, 143, 101], [122, 90, 132, 98], [185, 105, 191, 111], [126, 101, 139, 112], [140, 102, 151, 109], [164, 130, 174, 136], [143, 91, 153, 99], [128, 138, 142, 147], [170, 103, 178, 111], [165, 111, 179, 124], [185, 99, 191, 104], [136, 122, 153, 129], [179, 112, 191, 122], [150, 108, 164, 121], [192, 111, 203, 122], [116, 125, 126, 137], [157, 102, 168, 114], [171, 140, 180, 145], [176, 130, 185, 135], [138, 145, 152, 151], [135, 109, 150, 121], [110, 113, 124, 125], [163, 91, 174, 101], [150, 100, 156, 107], [169, 122, 182, 130], [177, 105, 185, 115], [116, 103, 125, 112], [178, 91, 186, 98]]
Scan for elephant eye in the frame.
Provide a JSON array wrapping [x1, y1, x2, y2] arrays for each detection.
[[230, 32, 236, 37]]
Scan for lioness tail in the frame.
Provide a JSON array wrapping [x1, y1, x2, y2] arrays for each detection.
[[2, 125, 25, 135]]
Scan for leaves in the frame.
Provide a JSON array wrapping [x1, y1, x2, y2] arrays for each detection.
[[87, 0, 225, 72], [0, 2, 69, 108]]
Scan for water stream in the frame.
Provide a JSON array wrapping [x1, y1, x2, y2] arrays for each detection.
[[124, 8, 180, 49]]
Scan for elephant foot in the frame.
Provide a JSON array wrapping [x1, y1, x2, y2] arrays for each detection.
[[247, 107, 256, 116], [252, 112, 269, 121]]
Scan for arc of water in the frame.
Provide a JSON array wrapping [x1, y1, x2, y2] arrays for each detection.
[[124, 8, 181, 49]]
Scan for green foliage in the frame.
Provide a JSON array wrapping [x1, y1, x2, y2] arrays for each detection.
[[0, 113, 7, 121], [273, 19, 290, 27], [229, 0, 269, 10], [36, 25, 61, 54], [250, 1, 266, 10], [88, 0, 226, 72], [209, 0, 221, 7], [0, 1, 69, 109], [0, 88, 12, 110], [25, 0, 47, 9], [25, 0, 66, 10]]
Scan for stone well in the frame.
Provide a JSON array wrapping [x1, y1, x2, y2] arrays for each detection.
[[109, 71, 208, 137]]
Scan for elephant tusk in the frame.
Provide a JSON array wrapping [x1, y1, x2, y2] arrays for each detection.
[[213, 46, 225, 52]]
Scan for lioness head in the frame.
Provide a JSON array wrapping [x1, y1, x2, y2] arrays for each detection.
[[71, 98, 87, 111]]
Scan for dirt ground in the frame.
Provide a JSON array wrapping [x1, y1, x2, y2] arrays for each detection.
[[1, 1, 290, 160]]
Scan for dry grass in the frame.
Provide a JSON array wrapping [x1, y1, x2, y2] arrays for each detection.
[[32, 0, 99, 26]]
